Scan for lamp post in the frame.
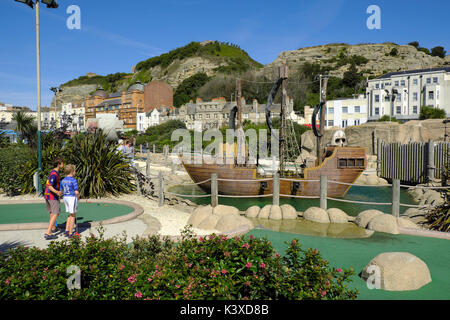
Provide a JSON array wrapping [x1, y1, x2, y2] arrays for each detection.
[[50, 86, 62, 129], [14, 0, 59, 195]]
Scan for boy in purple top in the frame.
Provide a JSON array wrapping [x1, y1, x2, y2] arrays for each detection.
[[44, 157, 64, 240], [60, 164, 80, 237]]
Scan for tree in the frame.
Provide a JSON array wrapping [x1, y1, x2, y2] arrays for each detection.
[[418, 47, 430, 55], [389, 48, 398, 56], [419, 105, 446, 120], [173, 73, 210, 107], [408, 41, 419, 48], [12, 111, 37, 148], [431, 46, 446, 58], [342, 64, 362, 89]]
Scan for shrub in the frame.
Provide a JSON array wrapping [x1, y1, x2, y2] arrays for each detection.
[[0, 227, 358, 300], [377, 115, 401, 123], [419, 105, 446, 120], [389, 48, 398, 56], [64, 130, 136, 198], [0, 145, 30, 196], [431, 46, 446, 58]]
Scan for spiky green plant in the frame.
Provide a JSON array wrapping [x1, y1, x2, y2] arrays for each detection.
[[64, 130, 135, 198]]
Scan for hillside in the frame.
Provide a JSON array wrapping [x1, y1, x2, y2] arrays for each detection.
[[55, 41, 449, 107]]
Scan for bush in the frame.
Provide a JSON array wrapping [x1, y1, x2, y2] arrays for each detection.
[[377, 115, 401, 123], [419, 105, 446, 120], [431, 46, 446, 58], [389, 48, 398, 56], [0, 227, 358, 300], [0, 145, 30, 196]]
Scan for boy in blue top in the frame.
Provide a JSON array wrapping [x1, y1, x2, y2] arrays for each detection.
[[60, 164, 80, 237]]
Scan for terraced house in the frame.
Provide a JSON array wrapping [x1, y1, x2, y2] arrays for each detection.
[[367, 67, 450, 121]]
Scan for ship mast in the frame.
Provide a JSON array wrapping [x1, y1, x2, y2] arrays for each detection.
[[279, 63, 288, 173], [317, 75, 329, 165]]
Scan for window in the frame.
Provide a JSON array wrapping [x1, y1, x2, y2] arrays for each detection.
[[396, 106, 401, 114], [355, 106, 360, 113], [338, 158, 365, 168], [355, 119, 360, 125], [375, 95, 380, 102], [328, 107, 334, 114], [413, 92, 418, 101], [426, 78, 431, 84], [328, 120, 334, 127], [433, 77, 438, 84], [413, 106, 418, 114], [343, 107, 348, 113], [396, 93, 401, 101], [429, 91, 434, 100], [413, 79, 418, 85], [385, 95, 390, 102], [394, 81, 399, 86], [375, 108, 379, 115], [400, 80, 405, 86], [342, 120, 348, 128], [375, 84, 379, 89], [243, 113, 249, 119]]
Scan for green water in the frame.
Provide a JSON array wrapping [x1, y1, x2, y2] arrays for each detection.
[[168, 184, 416, 216]]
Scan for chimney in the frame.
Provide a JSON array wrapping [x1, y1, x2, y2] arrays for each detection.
[[253, 99, 258, 113]]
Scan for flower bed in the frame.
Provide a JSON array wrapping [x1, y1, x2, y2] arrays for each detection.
[[0, 227, 357, 300]]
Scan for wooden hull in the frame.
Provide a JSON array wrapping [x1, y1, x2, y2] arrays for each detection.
[[182, 147, 366, 198]]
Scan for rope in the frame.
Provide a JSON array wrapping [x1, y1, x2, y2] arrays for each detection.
[[217, 178, 273, 182], [399, 203, 432, 209], [172, 178, 211, 186], [328, 180, 392, 187], [279, 178, 320, 183], [218, 194, 274, 198], [279, 194, 320, 199], [326, 197, 392, 206], [165, 191, 211, 198], [400, 185, 448, 190]]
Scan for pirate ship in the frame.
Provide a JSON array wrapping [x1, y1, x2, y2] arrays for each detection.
[[181, 63, 366, 198]]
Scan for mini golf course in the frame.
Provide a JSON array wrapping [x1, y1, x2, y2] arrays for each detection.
[[0, 200, 140, 230], [248, 229, 450, 300]]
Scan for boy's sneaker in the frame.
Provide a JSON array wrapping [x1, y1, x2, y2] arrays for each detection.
[[63, 231, 70, 237], [51, 228, 59, 234], [44, 234, 58, 240]]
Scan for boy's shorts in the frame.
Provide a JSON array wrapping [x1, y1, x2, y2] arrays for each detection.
[[63, 196, 78, 214], [45, 199, 60, 215]]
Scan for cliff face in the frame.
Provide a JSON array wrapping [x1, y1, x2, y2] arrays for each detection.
[[263, 43, 448, 78]]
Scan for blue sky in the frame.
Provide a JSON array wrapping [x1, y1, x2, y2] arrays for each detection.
[[0, 0, 449, 109]]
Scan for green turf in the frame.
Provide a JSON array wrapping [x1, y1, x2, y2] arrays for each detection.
[[0, 202, 134, 225], [248, 229, 450, 300]]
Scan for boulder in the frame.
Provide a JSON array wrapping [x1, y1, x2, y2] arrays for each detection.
[[401, 208, 422, 218], [197, 215, 220, 230], [422, 190, 435, 202], [258, 205, 272, 219], [426, 194, 444, 206], [327, 208, 349, 223], [355, 210, 384, 228], [187, 205, 213, 228], [304, 207, 330, 223], [360, 252, 432, 291], [397, 217, 420, 229], [378, 178, 389, 185], [281, 204, 298, 220], [269, 205, 283, 220], [213, 205, 240, 217], [367, 214, 399, 234], [215, 214, 253, 232], [245, 206, 261, 218], [366, 175, 380, 185], [355, 175, 367, 185]]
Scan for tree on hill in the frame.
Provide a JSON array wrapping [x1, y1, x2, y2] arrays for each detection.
[[173, 73, 211, 107], [431, 46, 446, 58], [408, 41, 419, 48], [419, 106, 446, 120], [342, 64, 362, 89], [418, 47, 431, 55]]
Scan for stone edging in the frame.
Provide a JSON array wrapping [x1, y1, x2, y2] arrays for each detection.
[[398, 227, 450, 240], [0, 199, 144, 231]]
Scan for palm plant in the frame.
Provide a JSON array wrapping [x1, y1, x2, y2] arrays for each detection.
[[12, 111, 37, 149], [64, 130, 136, 198]]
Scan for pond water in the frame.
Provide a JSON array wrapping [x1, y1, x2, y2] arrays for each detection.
[[168, 184, 416, 216]]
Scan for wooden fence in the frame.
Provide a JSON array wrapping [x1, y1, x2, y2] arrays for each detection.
[[377, 139, 449, 184]]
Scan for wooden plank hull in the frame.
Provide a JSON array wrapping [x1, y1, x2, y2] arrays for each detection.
[[182, 147, 366, 198]]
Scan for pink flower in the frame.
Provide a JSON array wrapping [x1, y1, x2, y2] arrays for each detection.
[[249, 235, 254, 240], [275, 253, 281, 259], [128, 275, 136, 284], [244, 281, 250, 287], [198, 236, 204, 242], [5, 279, 11, 285], [43, 267, 48, 272], [155, 265, 161, 270], [221, 269, 227, 275], [242, 242, 250, 250], [224, 251, 231, 258], [135, 291, 143, 298], [185, 263, 193, 268], [208, 235, 214, 240], [147, 278, 153, 282], [221, 235, 228, 241], [245, 262, 252, 268], [321, 290, 327, 298], [259, 262, 266, 269], [175, 284, 181, 288], [336, 268, 343, 273], [119, 264, 125, 270]]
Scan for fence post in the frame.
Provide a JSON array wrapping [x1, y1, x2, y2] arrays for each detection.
[[320, 175, 327, 210], [146, 150, 151, 177], [428, 139, 435, 181], [135, 170, 142, 196], [377, 138, 382, 177], [171, 158, 175, 174], [153, 144, 156, 154], [211, 173, 218, 207], [158, 171, 164, 207], [392, 179, 400, 217], [164, 145, 169, 165], [140, 144, 143, 154], [273, 172, 280, 206]]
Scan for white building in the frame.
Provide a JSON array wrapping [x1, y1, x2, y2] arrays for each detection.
[[61, 102, 85, 131], [137, 106, 177, 132], [325, 95, 368, 128], [367, 67, 450, 121]]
